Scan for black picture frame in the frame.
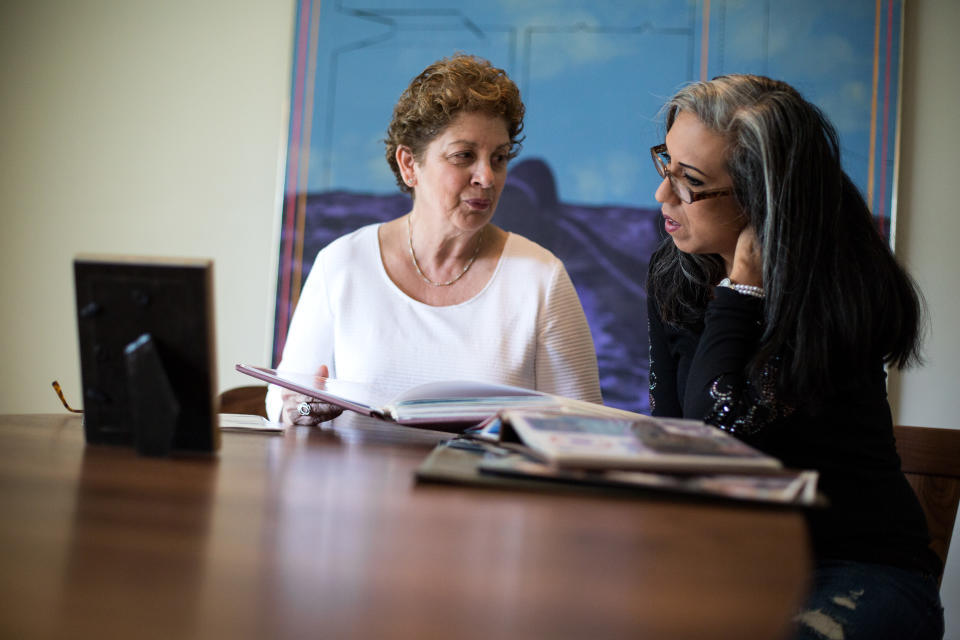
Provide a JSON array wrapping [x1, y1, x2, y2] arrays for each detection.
[[74, 255, 219, 455]]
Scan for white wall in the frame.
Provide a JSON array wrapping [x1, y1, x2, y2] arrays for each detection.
[[0, 0, 293, 413], [892, 1, 960, 427], [889, 0, 960, 636], [1, 0, 957, 635]]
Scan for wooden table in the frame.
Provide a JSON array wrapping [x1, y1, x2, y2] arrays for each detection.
[[0, 414, 811, 639]]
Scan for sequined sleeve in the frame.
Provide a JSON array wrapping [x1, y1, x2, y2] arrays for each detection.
[[701, 363, 792, 437], [682, 287, 791, 438]]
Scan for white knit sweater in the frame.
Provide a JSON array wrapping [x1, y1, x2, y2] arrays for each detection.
[[266, 224, 601, 421]]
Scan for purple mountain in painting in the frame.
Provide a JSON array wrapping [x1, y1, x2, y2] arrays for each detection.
[[292, 158, 663, 412]]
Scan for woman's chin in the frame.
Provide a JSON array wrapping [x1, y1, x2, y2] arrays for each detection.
[[456, 208, 495, 229]]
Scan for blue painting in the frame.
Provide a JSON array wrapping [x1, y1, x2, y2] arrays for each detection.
[[275, 0, 903, 413]]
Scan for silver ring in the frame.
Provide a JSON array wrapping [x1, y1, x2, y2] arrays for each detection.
[[297, 401, 311, 416]]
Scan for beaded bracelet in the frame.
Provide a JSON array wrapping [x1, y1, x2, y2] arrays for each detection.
[[718, 277, 765, 299]]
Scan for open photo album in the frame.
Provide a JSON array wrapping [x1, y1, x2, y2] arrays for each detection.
[[236, 364, 635, 429]]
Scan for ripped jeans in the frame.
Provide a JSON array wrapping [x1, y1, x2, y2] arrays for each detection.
[[792, 560, 944, 640]]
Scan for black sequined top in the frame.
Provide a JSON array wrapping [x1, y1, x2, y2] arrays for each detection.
[[648, 285, 941, 577]]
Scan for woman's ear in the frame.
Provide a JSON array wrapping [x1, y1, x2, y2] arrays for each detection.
[[396, 145, 417, 187]]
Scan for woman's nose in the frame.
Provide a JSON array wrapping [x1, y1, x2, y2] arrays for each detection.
[[472, 163, 494, 188], [654, 175, 676, 204]]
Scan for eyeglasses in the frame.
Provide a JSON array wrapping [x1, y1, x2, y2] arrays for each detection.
[[51, 380, 83, 413], [650, 144, 734, 204]]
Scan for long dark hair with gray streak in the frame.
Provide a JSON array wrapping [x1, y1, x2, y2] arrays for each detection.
[[647, 74, 923, 404]]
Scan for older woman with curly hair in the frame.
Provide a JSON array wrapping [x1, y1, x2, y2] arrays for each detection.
[[267, 54, 601, 424]]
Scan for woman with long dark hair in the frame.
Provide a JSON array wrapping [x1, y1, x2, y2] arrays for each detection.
[[646, 74, 944, 639]]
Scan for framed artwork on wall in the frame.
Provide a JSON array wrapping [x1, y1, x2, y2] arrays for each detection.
[[274, 0, 903, 413]]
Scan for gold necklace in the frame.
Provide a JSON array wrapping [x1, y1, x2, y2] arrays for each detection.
[[407, 214, 483, 287]]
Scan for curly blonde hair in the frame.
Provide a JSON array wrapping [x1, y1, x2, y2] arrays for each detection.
[[384, 54, 525, 194]]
